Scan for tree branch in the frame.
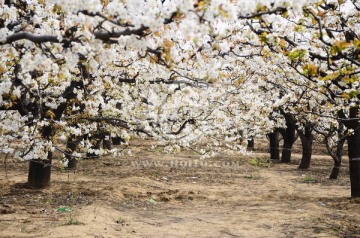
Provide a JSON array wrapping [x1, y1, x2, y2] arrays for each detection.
[[239, 7, 287, 19], [2, 32, 60, 45], [1, 25, 150, 45]]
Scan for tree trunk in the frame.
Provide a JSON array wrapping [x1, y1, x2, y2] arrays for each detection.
[[112, 136, 125, 145], [86, 133, 102, 159], [298, 125, 314, 170], [28, 157, 52, 189], [247, 138, 254, 150], [103, 131, 112, 150], [349, 157, 360, 197], [327, 131, 345, 180], [298, 137, 312, 169], [238, 130, 244, 144], [281, 147, 292, 163], [66, 136, 82, 169], [27, 125, 53, 189], [268, 130, 280, 161], [330, 159, 341, 180], [346, 107, 360, 197], [280, 112, 296, 163]]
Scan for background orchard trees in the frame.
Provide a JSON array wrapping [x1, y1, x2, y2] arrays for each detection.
[[243, 0, 360, 196], [199, 0, 360, 195], [290, 0, 360, 196]]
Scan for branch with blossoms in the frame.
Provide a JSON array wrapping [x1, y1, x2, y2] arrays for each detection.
[[1, 25, 150, 45]]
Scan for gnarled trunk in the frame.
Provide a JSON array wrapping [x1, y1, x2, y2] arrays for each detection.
[[237, 130, 244, 144], [103, 131, 112, 150], [280, 112, 296, 163], [326, 129, 345, 180], [112, 136, 125, 145], [347, 107, 360, 197], [268, 130, 280, 161], [330, 159, 342, 180], [298, 124, 314, 170], [247, 138, 254, 150]]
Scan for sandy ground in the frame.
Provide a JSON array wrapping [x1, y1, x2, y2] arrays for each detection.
[[0, 139, 360, 238]]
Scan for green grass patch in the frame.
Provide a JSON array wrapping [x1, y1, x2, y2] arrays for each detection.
[[303, 176, 318, 183], [249, 157, 272, 167]]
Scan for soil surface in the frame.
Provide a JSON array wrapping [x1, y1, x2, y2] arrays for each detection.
[[0, 139, 360, 238]]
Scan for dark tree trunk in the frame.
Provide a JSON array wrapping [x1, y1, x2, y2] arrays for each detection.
[[247, 138, 254, 150], [298, 124, 314, 170], [238, 130, 244, 144], [298, 139, 312, 169], [268, 130, 280, 161], [28, 157, 52, 189], [67, 158, 77, 169], [103, 131, 112, 150], [326, 129, 345, 180], [347, 107, 360, 197], [281, 147, 292, 163], [112, 137, 125, 145], [280, 112, 296, 163], [349, 157, 360, 197], [323, 113, 346, 180], [27, 125, 54, 189], [330, 159, 342, 180]]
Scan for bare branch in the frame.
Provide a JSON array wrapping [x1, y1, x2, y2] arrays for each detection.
[[239, 7, 287, 19], [171, 118, 196, 135], [94, 25, 150, 40], [2, 32, 60, 45], [1, 25, 150, 45]]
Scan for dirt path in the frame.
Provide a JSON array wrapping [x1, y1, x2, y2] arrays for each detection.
[[0, 139, 359, 237]]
